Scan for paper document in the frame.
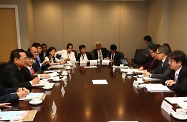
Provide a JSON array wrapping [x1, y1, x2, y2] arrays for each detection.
[[50, 64, 64, 68], [84, 66, 97, 68], [19, 93, 44, 100], [0, 111, 27, 120], [165, 97, 187, 104], [92, 80, 108, 84], [145, 84, 173, 92], [44, 70, 61, 73]]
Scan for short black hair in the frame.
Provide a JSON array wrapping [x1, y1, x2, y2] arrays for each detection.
[[144, 35, 152, 42], [66, 43, 73, 49], [169, 50, 187, 65], [41, 43, 47, 47], [150, 44, 160, 52], [110, 44, 117, 50], [25, 51, 34, 58], [157, 45, 170, 55], [163, 43, 171, 53], [79, 45, 85, 50], [32, 42, 41, 48], [46, 47, 56, 56], [10, 49, 25, 62]]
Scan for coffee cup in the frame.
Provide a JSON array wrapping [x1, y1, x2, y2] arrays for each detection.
[[44, 82, 51, 88], [66, 66, 71, 69], [62, 71, 68, 75], [176, 108, 187, 117], [137, 78, 143, 82], [53, 76, 60, 80]]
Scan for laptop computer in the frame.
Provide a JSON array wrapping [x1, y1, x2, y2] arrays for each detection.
[[120, 58, 130, 66]]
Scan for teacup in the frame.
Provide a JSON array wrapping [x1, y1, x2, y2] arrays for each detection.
[[53, 76, 60, 81], [66, 66, 71, 69], [120, 64, 124, 67], [44, 83, 51, 88], [31, 97, 40, 103], [137, 78, 143, 82], [62, 71, 68, 75], [127, 71, 132, 74], [176, 108, 187, 117]]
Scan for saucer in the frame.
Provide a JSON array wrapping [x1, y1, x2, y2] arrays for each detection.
[[66, 68, 71, 70], [29, 100, 43, 105], [126, 72, 133, 75], [42, 87, 53, 90], [171, 112, 187, 120]]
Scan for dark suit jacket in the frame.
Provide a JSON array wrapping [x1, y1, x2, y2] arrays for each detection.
[[39, 52, 45, 63], [0, 63, 32, 88], [164, 65, 187, 92], [92, 48, 108, 59], [0, 87, 19, 103], [106, 51, 122, 61], [32, 60, 43, 74], [142, 58, 159, 71], [76, 52, 93, 61], [150, 57, 171, 79], [22, 67, 36, 81]]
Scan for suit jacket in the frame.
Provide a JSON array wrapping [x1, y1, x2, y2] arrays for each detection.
[[106, 51, 122, 61], [150, 56, 171, 79], [39, 52, 45, 63], [92, 48, 108, 59], [0, 62, 32, 88], [0, 87, 19, 103], [142, 58, 159, 71], [22, 67, 36, 81], [32, 60, 43, 74], [164, 65, 187, 92], [76, 52, 93, 61]]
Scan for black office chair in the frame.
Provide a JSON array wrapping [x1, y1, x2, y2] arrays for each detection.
[[132, 49, 147, 65], [87, 52, 95, 60], [120, 52, 124, 59]]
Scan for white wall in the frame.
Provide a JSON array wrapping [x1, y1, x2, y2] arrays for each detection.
[[33, 0, 147, 59]]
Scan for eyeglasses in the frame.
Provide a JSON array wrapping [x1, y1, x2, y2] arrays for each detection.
[[156, 52, 162, 54]]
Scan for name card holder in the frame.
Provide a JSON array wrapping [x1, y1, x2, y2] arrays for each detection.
[[161, 100, 174, 115]]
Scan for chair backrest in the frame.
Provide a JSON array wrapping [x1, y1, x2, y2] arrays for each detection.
[[134, 49, 147, 64], [0, 62, 8, 75], [120, 52, 124, 59], [87, 52, 95, 60]]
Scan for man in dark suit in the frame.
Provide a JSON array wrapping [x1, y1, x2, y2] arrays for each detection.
[[165, 50, 187, 92], [0, 49, 40, 88], [92, 42, 108, 60], [143, 45, 171, 79], [105, 44, 122, 62], [40, 43, 47, 59], [0, 87, 29, 103]]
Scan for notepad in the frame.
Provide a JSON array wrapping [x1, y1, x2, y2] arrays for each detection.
[[144, 84, 173, 92], [165, 97, 187, 104], [92, 80, 108, 84]]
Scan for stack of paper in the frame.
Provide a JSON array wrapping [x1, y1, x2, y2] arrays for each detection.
[[165, 97, 187, 104], [144, 84, 173, 92], [19, 93, 45, 100], [50, 64, 64, 68], [92, 80, 108, 84]]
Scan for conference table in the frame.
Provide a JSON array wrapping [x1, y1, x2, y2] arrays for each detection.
[[9, 64, 187, 122]]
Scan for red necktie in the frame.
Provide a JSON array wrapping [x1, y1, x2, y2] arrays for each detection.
[[30, 67, 34, 75]]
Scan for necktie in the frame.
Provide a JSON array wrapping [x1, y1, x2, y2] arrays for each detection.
[[82, 54, 84, 60], [159, 62, 163, 73], [111, 54, 114, 60], [175, 73, 179, 83], [36, 59, 41, 69], [98, 50, 101, 59], [30, 67, 35, 75]]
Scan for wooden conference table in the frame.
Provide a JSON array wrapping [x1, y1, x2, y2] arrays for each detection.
[[8, 65, 187, 122]]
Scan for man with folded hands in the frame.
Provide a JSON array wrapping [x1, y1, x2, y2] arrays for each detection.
[[0, 87, 29, 103], [0, 49, 40, 88], [143, 45, 171, 79], [164, 50, 187, 92]]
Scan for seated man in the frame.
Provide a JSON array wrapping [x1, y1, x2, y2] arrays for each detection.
[[105, 44, 122, 62], [24, 51, 50, 78], [55, 43, 76, 62], [0, 49, 40, 88], [77, 45, 93, 61], [143, 45, 171, 79], [0, 87, 29, 103], [165, 50, 187, 92], [92, 42, 108, 60]]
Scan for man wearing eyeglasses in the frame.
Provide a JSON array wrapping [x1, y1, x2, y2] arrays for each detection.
[[0, 49, 40, 88], [143, 45, 171, 80], [164, 50, 187, 92]]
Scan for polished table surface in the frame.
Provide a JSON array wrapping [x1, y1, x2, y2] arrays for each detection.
[[8, 65, 187, 122]]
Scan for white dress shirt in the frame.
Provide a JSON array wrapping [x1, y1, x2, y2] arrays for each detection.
[[55, 49, 76, 61], [80, 53, 88, 61], [45, 56, 60, 63], [97, 50, 103, 60]]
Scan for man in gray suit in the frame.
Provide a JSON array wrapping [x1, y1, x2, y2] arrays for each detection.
[[143, 45, 171, 80]]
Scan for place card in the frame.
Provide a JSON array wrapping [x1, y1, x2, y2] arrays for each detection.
[[122, 73, 126, 79], [161, 100, 173, 115], [133, 81, 139, 88], [61, 86, 65, 97], [63, 80, 67, 87], [102, 60, 110, 65], [90, 60, 97, 66], [52, 101, 57, 115]]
